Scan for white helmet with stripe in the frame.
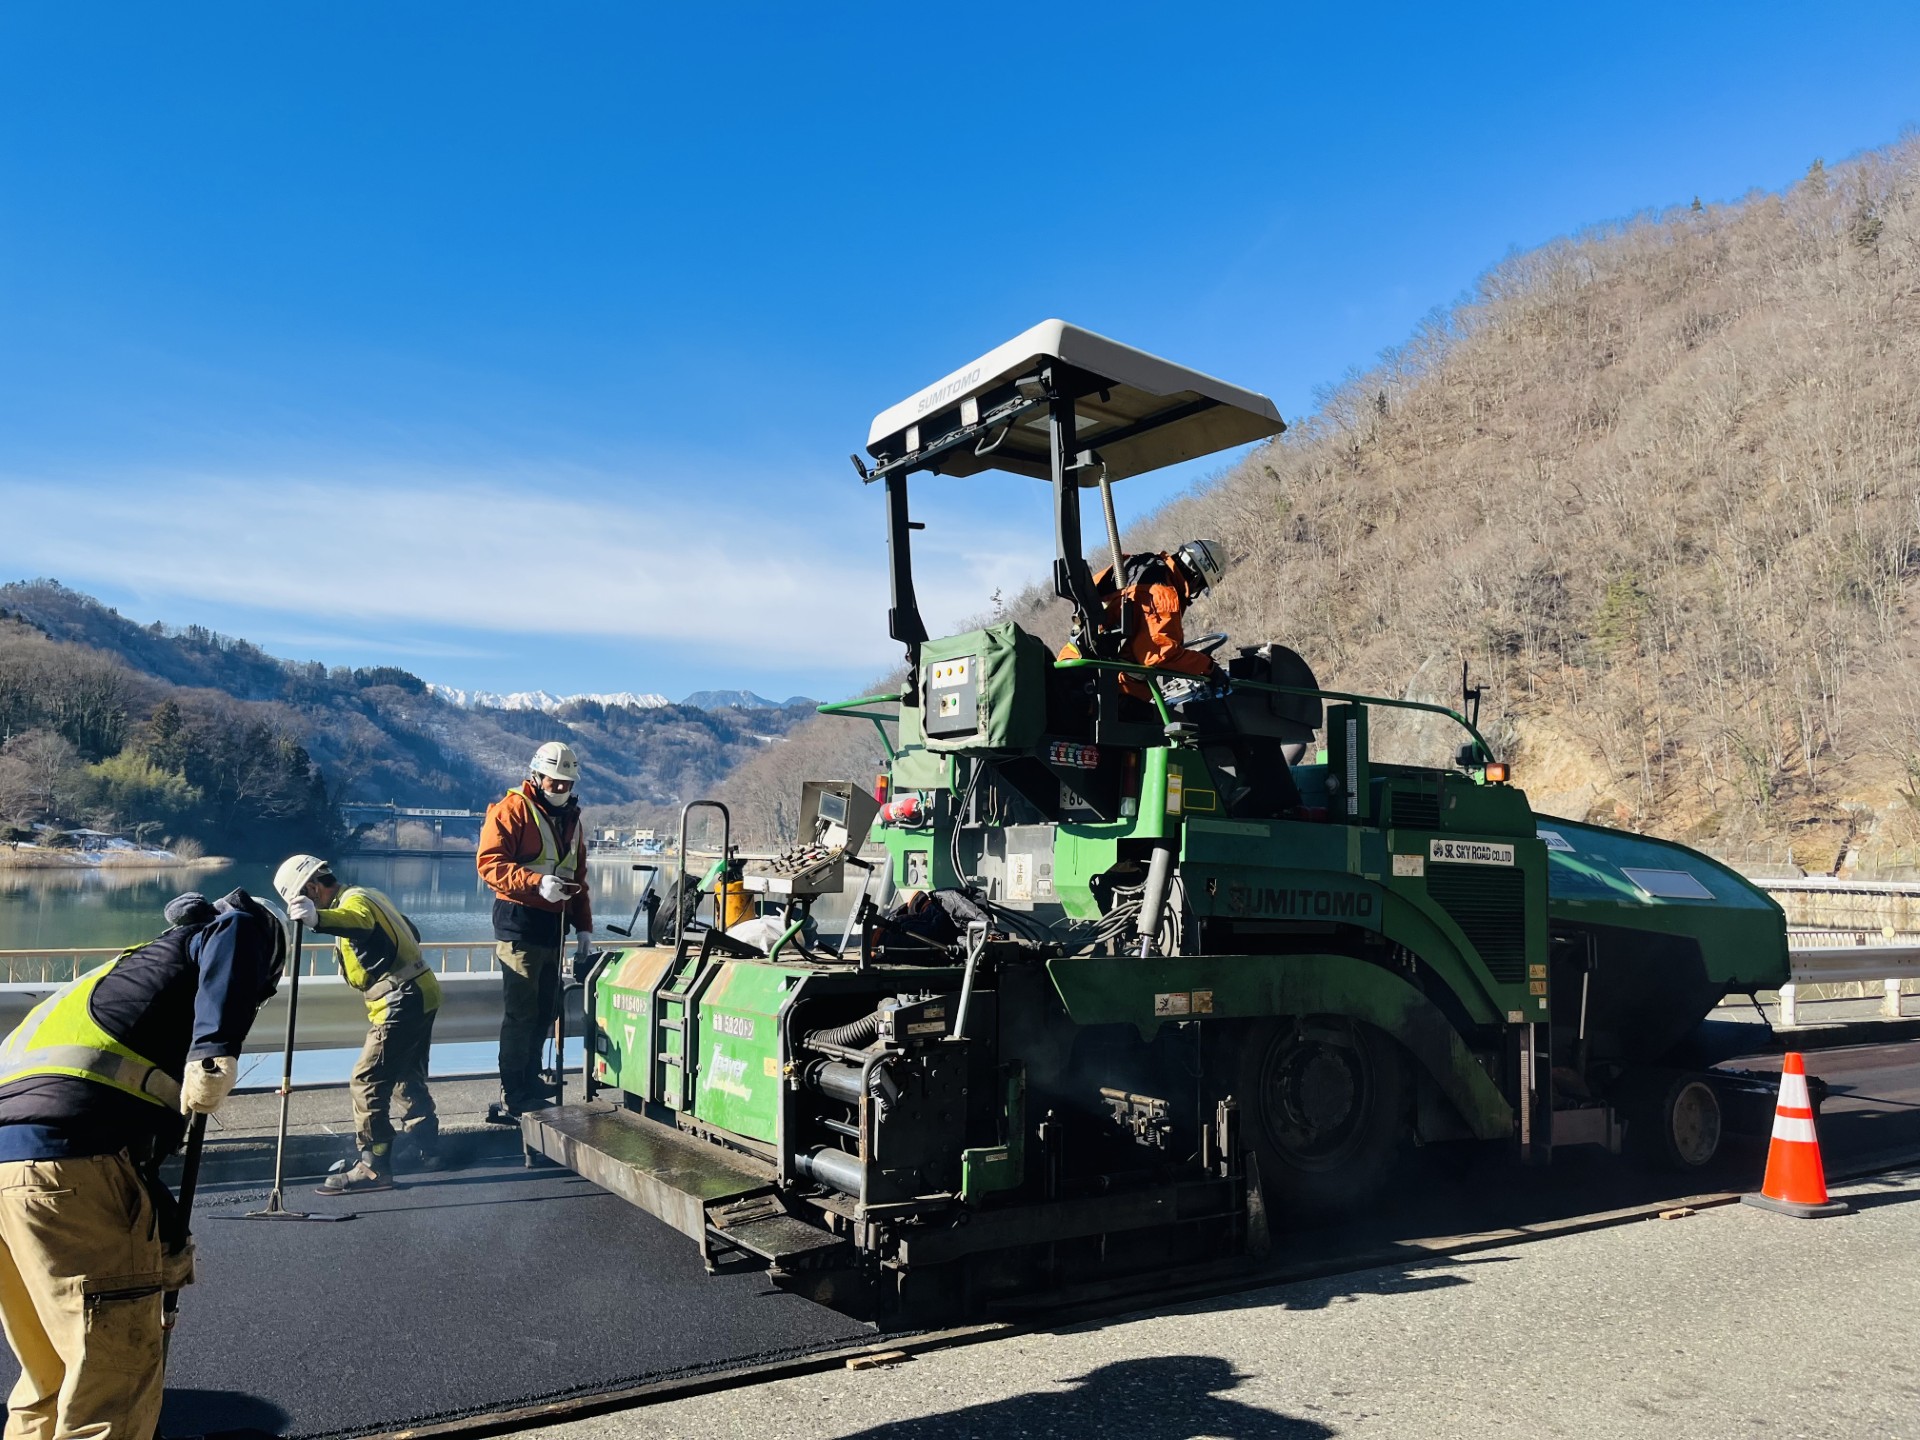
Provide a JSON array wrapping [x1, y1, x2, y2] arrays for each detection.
[[530, 741, 581, 783], [273, 853, 334, 902]]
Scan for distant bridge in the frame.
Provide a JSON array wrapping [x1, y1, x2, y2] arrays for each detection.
[[339, 801, 487, 856]]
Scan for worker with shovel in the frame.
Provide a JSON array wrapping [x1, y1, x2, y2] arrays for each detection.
[[277, 854, 443, 1192], [477, 741, 594, 1125], [0, 889, 286, 1438]]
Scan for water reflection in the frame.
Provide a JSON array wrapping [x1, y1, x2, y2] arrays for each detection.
[[0, 855, 672, 953]]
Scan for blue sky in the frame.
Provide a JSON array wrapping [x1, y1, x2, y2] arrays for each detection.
[[2, 3, 1916, 702]]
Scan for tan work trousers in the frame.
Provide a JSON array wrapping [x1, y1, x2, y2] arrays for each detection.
[[0, 1151, 166, 1440], [350, 991, 439, 1158]]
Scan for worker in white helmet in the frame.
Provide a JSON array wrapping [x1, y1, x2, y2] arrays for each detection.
[[274, 853, 442, 1191], [475, 742, 593, 1124]]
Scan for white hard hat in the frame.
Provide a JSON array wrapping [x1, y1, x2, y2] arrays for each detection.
[[273, 853, 334, 902], [1175, 539, 1227, 592], [530, 741, 581, 782]]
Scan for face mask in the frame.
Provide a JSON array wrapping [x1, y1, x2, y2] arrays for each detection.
[[537, 782, 577, 811]]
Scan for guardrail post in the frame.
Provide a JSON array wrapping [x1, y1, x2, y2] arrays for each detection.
[[1779, 983, 1799, 1028], [1886, 978, 1904, 1019]]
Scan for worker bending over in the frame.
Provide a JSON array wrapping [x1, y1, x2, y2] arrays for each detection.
[[477, 741, 593, 1125], [278, 854, 442, 1191], [0, 890, 285, 1438], [1060, 538, 1228, 700]]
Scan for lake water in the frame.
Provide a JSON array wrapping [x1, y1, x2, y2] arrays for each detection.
[[0, 849, 871, 1083], [0, 853, 677, 1084], [0, 853, 673, 954]]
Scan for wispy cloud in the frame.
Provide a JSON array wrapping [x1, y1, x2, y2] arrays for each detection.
[[0, 467, 1050, 669]]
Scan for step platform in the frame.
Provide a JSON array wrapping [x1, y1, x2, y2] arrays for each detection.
[[521, 1102, 847, 1270]]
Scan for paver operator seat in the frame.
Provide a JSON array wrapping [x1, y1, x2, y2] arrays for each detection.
[[860, 320, 1283, 678]]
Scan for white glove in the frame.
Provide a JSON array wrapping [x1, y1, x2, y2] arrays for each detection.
[[180, 1056, 238, 1116], [537, 875, 572, 903], [286, 895, 319, 926], [573, 929, 593, 958]]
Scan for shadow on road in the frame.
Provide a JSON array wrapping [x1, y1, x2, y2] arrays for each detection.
[[1835, 1178, 1920, 1213], [831, 1355, 1333, 1440], [159, 1387, 290, 1439]]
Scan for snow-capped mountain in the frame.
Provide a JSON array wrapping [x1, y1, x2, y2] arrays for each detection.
[[428, 686, 671, 712], [680, 689, 813, 710]]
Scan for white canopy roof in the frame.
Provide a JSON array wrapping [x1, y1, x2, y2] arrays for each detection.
[[865, 319, 1284, 483]]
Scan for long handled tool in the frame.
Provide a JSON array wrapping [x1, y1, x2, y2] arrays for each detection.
[[237, 917, 354, 1222], [160, 1111, 207, 1350]]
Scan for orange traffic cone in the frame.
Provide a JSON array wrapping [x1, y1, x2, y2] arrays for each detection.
[[1741, 1052, 1849, 1218]]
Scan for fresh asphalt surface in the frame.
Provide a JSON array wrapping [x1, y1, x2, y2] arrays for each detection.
[[2, 1023, 1915, 1437], [161, 1163, 868, 1439]]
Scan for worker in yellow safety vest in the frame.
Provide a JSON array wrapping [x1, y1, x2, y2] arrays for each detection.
[[0, 889, 286, 1438], [277, 854, 444, 1192]]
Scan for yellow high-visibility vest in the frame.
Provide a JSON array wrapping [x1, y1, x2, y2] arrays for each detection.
[[0, 954, 181, 1109], [518, 789, 582, 881]]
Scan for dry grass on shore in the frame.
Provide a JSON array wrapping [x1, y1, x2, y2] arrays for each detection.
[[0, 847, 231, 871]]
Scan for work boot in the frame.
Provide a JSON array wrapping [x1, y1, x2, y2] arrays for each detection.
[[317, 1149, 395, 1194], [410, 1137, 447, 1173], [484, 1101, 521, 1127]]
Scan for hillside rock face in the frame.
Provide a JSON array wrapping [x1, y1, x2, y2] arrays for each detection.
[[1132, 143, 1920, 873], [748, 143, 1919, 870]]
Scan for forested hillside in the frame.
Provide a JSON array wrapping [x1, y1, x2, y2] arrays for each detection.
[[727, 141, 1920, 871], [0, 582, 816, 855]]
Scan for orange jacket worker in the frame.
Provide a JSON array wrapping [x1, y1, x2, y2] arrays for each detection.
[[476, 742, 593, 1124], [1060, 539, 1227, 700]]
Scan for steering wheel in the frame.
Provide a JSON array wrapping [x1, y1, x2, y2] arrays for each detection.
[[1190, 632, 1230, 656]]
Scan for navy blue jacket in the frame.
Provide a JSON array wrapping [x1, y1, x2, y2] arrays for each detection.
[[0, 909, 281, 1161]]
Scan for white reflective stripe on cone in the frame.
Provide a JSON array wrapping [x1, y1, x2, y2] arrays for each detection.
[[1777, 1071, 1812, 1110], [1772, 1114, 1819, 1144]]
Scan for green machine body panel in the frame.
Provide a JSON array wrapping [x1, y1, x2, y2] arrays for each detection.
[[917, 623, 1049, 755], [592, 947, 803, 1146], [1535, 816, 1787, 985], [1046, 951, 1513, 1139], [690, 961, 801, 1144], [591, 947, 675, 1099], [1178, 810, 1551, 1028]]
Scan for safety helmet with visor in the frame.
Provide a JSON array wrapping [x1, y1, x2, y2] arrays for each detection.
[[1174, 539, 1227, 594], [530, 741, 581, 807]]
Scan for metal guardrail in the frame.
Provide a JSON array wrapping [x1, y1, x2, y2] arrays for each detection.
[[1766, 876, 1920, 1025], [0, 969, 579, 1054], [1788, 927, 1920, 947], [0, 940, 503, 986], [1765, 877, 1920, 896], [0, 941, 520, 1054], [1783, 940, 1920, 1026], [6, 904, 1916, 1042]]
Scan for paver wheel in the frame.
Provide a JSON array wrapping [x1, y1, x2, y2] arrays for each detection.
[[1233, 1016, 1408, 1221], [1629, 1075, 1724, 1171]]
